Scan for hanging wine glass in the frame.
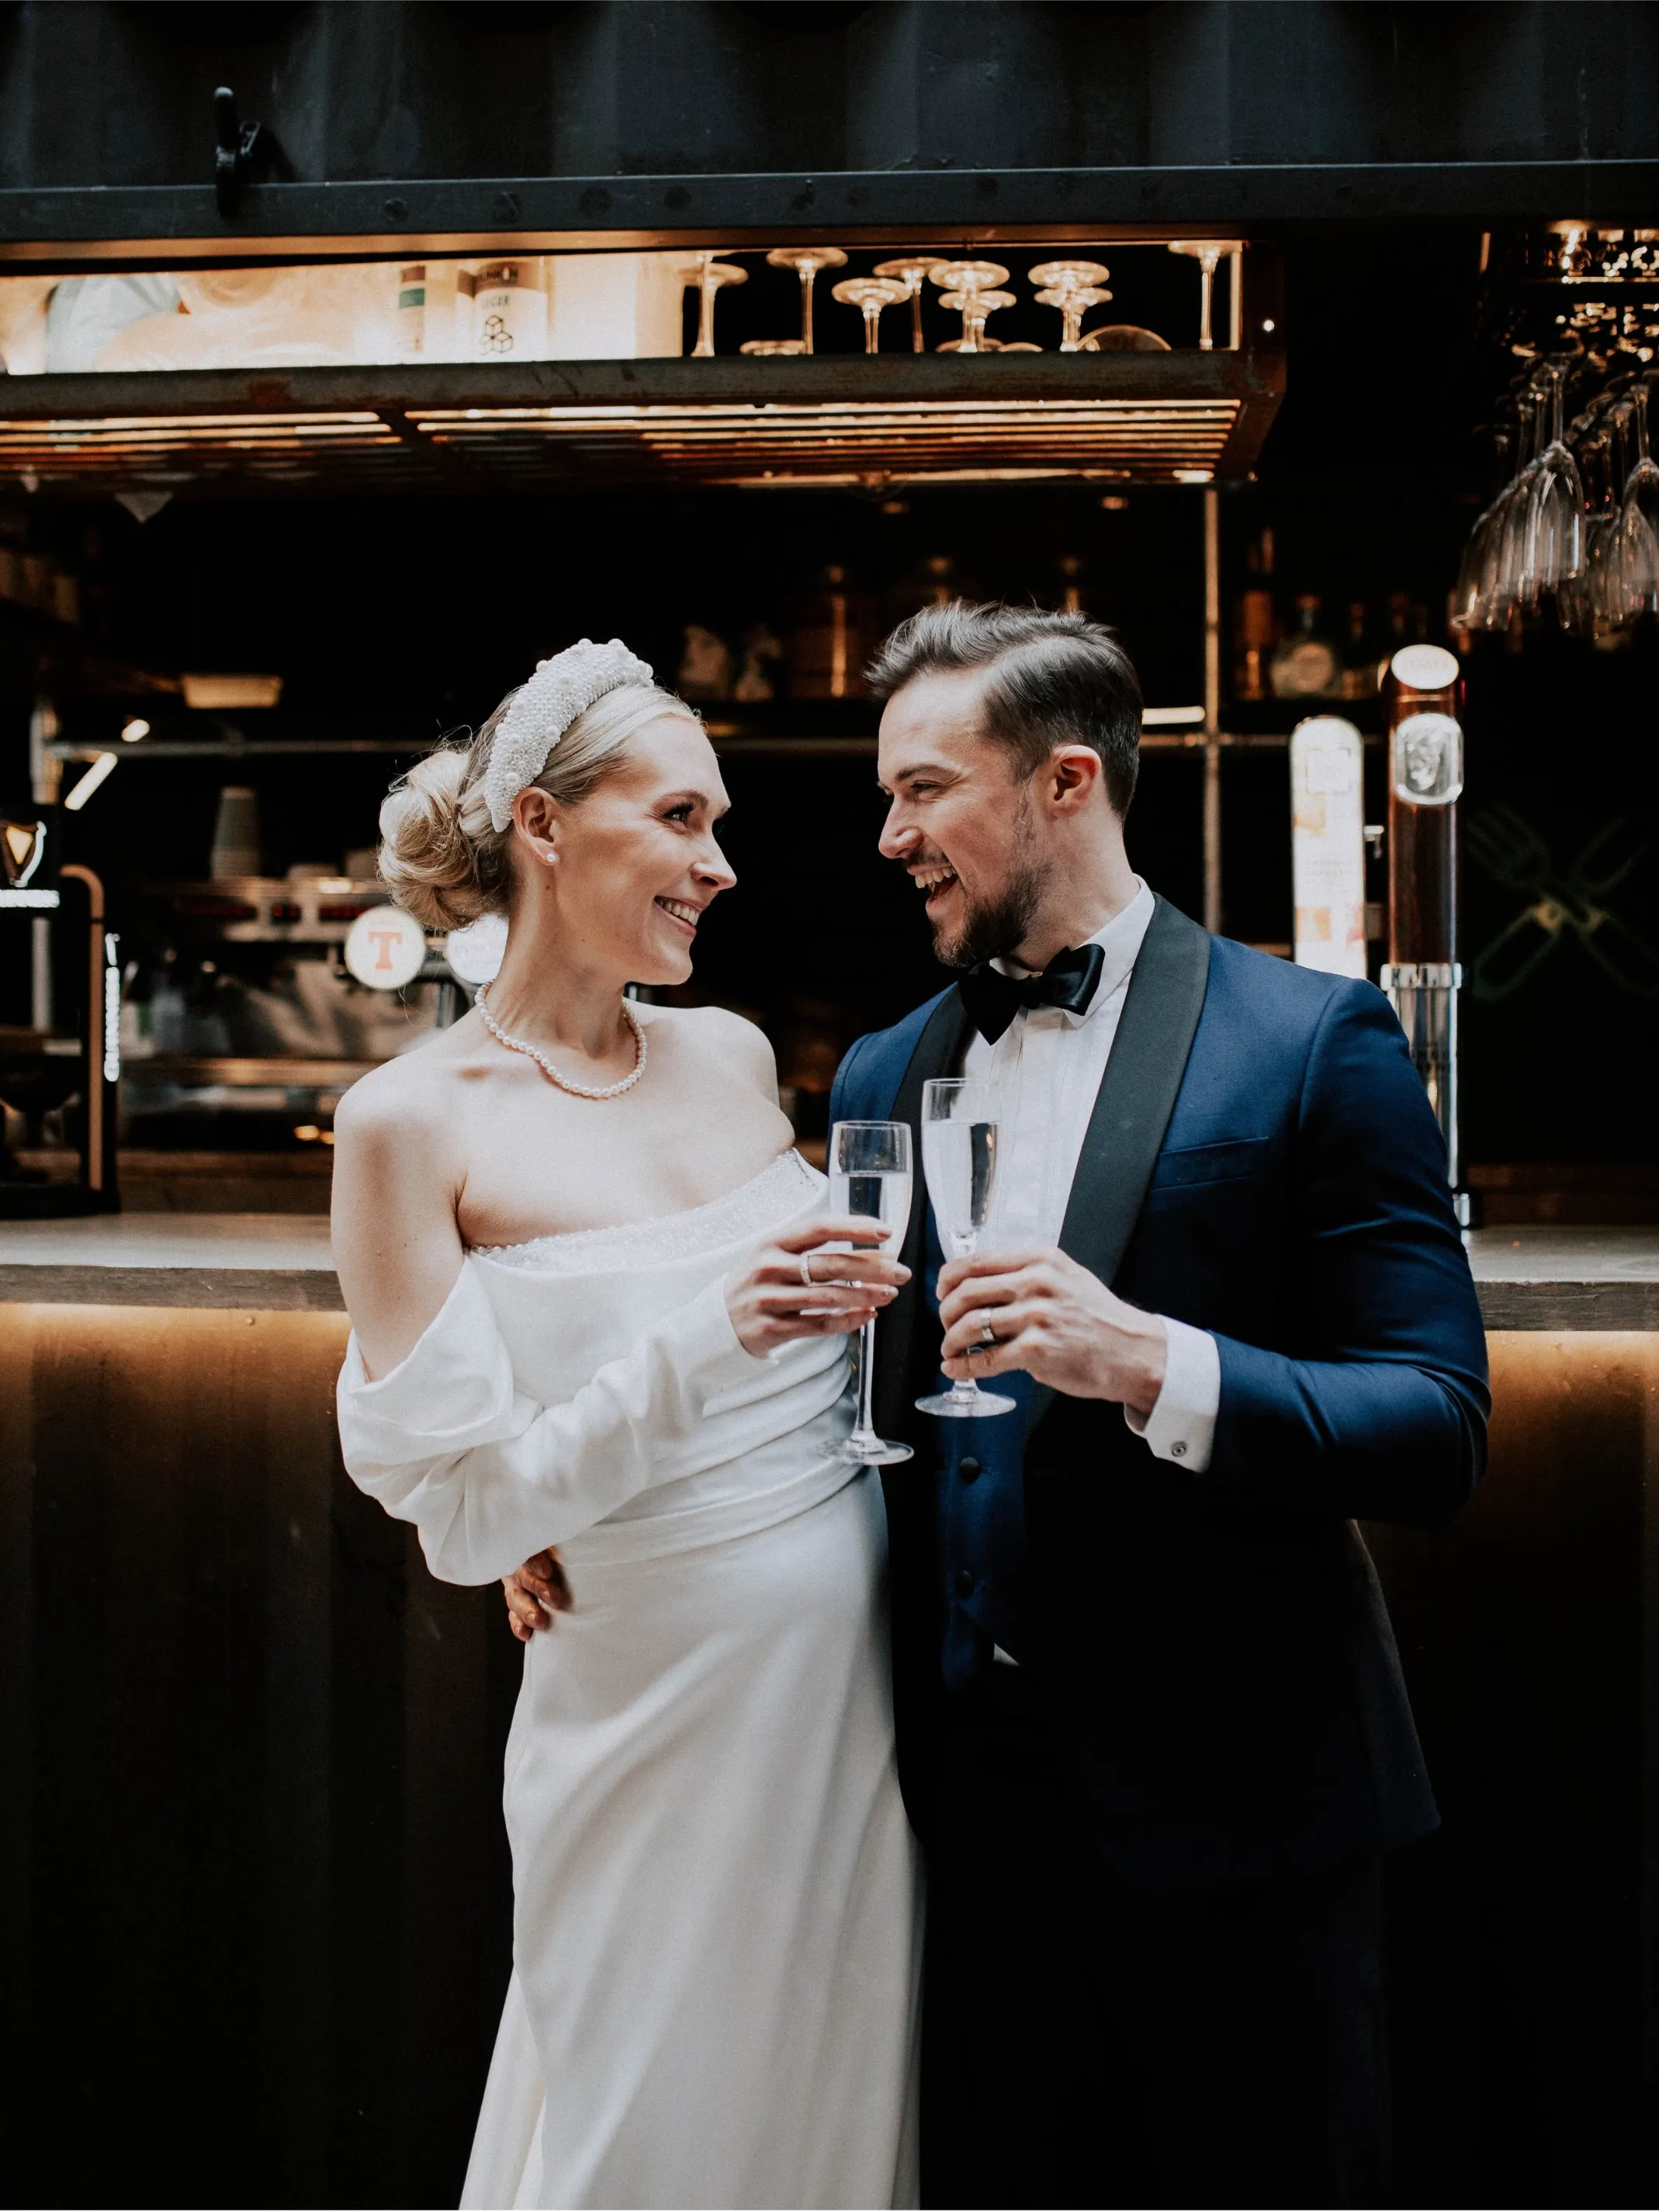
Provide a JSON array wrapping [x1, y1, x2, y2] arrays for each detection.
[[1452, 425, 1513, 633], [1574, 418, 1625, 638], [1029, 259, 1110, 351], [937, 288, 1014, 352], [1618, 378, 1659, 618], [680, 254, 747, 359], [1167, 239, 1236, 349], [1486, 383, 1545, 627], [927, 261, 1009, 353], [832, 276, 908, 353], [764, 246, 848, 355], [1521, 357, 1587, 611], [872, 255, 947, 354]]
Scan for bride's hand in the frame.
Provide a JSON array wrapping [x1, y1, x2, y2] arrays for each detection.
[[726, 1216, 909, 1357]]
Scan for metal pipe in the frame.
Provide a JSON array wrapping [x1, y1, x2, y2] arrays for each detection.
[[1202, 485, 1222, 933], [59, 863, 110, 1200], [29, 699, 58, 1032]]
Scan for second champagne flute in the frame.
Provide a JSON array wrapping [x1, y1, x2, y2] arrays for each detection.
[[827, 1119, 914, 1468], [915, 1077, 1017, 1419]]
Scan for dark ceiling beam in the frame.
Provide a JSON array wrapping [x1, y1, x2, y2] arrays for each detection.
[[1, 161, 1657, 265]]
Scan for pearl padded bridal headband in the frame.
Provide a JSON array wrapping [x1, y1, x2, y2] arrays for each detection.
[[483, 636, 654, 832]]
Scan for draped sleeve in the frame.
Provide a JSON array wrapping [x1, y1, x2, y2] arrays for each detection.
[[336, 1264, 772, 1583]]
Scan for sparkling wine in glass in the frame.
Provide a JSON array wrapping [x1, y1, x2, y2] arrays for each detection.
[[828, 1120, 914, 1468], [915, 1078, 1017, 1420]]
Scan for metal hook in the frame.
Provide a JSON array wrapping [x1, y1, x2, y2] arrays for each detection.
[[213, 87, 265, 218]]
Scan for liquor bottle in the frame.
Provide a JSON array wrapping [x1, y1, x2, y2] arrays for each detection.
[[1339, 601, 1377, 700], [784, 565, 878, 699], [887, 553, 978, 628], [677, 623, 733, 702], [733, 623, 784, 702], [470, 260, 549, 360], [1269, 595, 1342, 700], [1233, 529, 1277, 701]]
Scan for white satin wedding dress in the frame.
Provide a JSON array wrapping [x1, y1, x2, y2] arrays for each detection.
[[336, 1149, 921, 2211]]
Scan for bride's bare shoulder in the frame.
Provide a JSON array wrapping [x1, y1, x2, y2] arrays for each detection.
[[334, 1023, 476, 1156], [642, 1002, 778, 1087]]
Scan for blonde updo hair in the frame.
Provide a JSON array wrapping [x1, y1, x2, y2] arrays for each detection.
[[378, 680, 701, 931]]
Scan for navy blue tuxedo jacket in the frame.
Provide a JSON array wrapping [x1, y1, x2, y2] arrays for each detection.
[[829, 895, 1490, 1894]]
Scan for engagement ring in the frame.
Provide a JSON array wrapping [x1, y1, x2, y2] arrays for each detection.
[[799, 1253, 816, 1290]]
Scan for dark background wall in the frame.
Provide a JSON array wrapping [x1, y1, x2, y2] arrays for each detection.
[[2, 2, 1658, 241]]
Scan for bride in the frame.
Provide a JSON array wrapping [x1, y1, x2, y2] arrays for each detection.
[[332, 641, 921, 2211]]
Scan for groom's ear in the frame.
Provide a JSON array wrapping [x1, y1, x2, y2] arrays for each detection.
[[1044, 744, 1105, 815]]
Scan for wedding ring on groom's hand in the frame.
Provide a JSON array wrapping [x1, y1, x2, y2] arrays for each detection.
[[976, 1314, 999, 1347], [799, 1253, 816, 1291]]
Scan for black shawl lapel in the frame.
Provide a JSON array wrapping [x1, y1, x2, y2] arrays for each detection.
[[1027, 895, 1213, 1435], [874, 988, 973, 1441]]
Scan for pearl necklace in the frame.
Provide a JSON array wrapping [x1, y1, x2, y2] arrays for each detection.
[[475, 984, 648, 1100]]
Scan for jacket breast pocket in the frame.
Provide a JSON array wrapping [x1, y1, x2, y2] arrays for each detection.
[[1148, 1137, 1270, 1190]]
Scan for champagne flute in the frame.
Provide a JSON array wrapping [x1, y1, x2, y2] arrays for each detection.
[[914, 1078, 1017, 1420], [828, 1119, 915, 1468]]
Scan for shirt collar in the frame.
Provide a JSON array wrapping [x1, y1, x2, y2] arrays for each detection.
[[992, 877, 1156, 1023]]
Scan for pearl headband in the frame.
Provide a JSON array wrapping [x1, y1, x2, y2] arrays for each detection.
[[483, 637, 654, 833]]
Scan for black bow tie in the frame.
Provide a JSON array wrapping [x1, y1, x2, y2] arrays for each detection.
[[958, 941, 1107, 1046]]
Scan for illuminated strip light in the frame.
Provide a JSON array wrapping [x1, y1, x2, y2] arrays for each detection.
[[64, 753, 118, 810], [103, 932, 122, 1084], [0, 886, 59, 909], [0, 397, 1241, 487], [1142, 707, 1207, 726]]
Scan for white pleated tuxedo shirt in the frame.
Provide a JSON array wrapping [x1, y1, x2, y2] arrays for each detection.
[[958, 877, 1221, 1471]]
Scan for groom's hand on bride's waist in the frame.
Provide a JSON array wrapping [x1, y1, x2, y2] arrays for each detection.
[[504, 1549, 570, 1641], [937, 1247, 1166, 1417]]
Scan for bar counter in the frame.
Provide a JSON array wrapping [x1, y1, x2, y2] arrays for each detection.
[[0, 1212, 1654, 1322], [2, 1219, 1654, 2207]]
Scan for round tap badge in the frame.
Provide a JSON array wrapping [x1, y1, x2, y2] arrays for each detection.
[[344, 904, 428, 990]]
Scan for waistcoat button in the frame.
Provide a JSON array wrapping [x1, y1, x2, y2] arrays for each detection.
[[959, 1456, 982, 1484], [954, 1566, 975, 1599]]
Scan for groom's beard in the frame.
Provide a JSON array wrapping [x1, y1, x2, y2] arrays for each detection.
[[933, 796, 1050, 971], [935, 863, 1046, 970]]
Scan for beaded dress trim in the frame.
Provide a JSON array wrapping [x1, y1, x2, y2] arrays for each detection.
[[473, 1149, 819, 1276]]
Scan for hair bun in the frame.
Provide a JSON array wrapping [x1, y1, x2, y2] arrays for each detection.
[[377, 747, 498, 932]]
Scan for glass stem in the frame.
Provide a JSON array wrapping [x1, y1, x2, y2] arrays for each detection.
[[951, 1234, 981, 1403], [854, 1316, 878, 1441]]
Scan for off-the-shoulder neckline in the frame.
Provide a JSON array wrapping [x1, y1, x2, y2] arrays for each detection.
[[469, 1147, 816, 1267]]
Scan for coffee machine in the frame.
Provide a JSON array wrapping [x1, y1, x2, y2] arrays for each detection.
[[0, 812, 120, 1215]]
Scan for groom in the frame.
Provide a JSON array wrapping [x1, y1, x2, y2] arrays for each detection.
[[829, 602, 1489, 2209]]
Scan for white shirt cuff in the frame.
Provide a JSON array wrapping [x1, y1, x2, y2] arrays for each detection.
[[1124, 1316, 1220, 1472]]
